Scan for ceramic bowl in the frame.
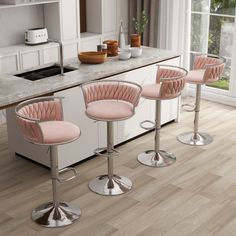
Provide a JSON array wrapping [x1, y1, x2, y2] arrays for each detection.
[[130, 47, 142, 58], [118, 49, 131, 60]]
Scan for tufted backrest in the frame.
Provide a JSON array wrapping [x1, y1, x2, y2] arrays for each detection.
[[82, 81, 142, 107], [193, 56, 221, 70], [156, 67, 187, 100], [15, 97, 63, 144], [193, 55, 225, 83]]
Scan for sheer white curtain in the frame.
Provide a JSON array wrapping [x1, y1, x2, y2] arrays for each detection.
[[157, 0, 190, 97], [157, 0, 190, 68]]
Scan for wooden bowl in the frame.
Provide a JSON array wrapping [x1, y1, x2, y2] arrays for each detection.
[[78, 51, 107, 64]]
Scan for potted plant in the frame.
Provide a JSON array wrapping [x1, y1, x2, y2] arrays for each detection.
[[131, 10, 148, 47]]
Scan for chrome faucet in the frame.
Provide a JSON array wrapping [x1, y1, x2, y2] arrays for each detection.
[[48, 39, 64, 76]]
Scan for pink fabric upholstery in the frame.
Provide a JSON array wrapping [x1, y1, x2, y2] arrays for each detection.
[[86, 100, 134, 121], [203, 63, 225, 83], [193, 56, 222, 70], [18, 100, 63, 121], [82, 82, 141, 107], [16, 99, 80, 145], [186, 55, 225, 84], [142, 67, 186, 100], [185, 70, 205, 84], [156, 68, 185, 83], [39, 121, 80, 144], [141, 84, 161, 100]]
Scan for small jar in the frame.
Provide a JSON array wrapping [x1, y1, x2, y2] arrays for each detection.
[[101, 44, 107, 54], [103, 40, 118, 56]]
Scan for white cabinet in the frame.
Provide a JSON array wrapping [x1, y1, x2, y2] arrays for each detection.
[[55, 86, 99, 168], [116, 65, 155, 143], [61, 0, 79, 41], [42, 45, 59, 65]]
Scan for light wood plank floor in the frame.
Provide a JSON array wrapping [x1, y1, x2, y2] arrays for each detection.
[[0, 97, 236, 236]]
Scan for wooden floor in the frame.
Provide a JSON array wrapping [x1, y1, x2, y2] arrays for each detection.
[[0, 97, 236, 236]]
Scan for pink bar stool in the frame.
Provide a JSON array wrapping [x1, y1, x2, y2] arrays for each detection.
[[15, 96, 81, 227], [81, 80, 142, 196], [177, 54, 225, 146], [138, 65, 187, 167]]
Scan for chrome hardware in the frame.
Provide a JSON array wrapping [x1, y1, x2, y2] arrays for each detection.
[[48, 39, 64, 76], [31, 146, 81, 227], [89, 121, 132, 195], [138, 100, 176, 167], [58, 167, 78, 183], [177, 84, 213, 146], [140, 120, 155, 130], [94, 147, 120, 157], [181, 103, 196, 112]]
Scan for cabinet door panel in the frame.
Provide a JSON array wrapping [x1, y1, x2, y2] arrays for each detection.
[[61, 0, 78, 41], [0, 53, 19, 74], [55, 86, 98, 169], [63, 43, 78, 60], [42, 46, 59, 65], [116, 65, 155, 143], [21, 50, 40, 70]]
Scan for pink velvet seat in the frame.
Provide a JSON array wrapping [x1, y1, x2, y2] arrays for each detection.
[[86, 100, 134, 121], [81, 80, 142, 196], [15, 96, 81, 227]]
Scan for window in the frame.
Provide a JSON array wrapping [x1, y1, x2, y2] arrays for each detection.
[[190, 0, 236, 91]]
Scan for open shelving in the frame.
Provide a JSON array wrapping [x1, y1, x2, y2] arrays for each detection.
[[0, 0, 58, 9]]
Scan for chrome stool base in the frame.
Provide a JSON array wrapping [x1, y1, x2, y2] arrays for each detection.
[[177, 131, 213, 146], [88, 175, 132, 196], [32, 202, 81, 227], [137, 150, 176, 167]]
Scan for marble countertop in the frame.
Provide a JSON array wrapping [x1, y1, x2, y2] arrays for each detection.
[[0, 47, 180, 109]]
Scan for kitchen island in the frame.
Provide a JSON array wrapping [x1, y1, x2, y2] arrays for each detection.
[[3, 47, 181, 168]]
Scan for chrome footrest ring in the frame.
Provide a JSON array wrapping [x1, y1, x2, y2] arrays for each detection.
[[57, 167, 78, 183], [140, 120, 155, 130], [181, 103, 196, 112], [94, 147, 120, 158]]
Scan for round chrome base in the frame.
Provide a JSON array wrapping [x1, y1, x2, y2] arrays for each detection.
[[177, 132, 213, 146], [88, 175, 132, 196], [137, 150, 176, 167], [32, 202, 81, 227]]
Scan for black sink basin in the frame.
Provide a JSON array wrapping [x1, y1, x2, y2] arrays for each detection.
[[15, 65, 75, 81]]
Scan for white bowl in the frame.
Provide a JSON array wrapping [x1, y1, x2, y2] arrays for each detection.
[[118, 50, 131, 60], [130, 47, 142, 58]]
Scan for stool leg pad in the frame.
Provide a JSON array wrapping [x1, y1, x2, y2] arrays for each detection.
[[32, 202, 81, 227], [88, 175, 132, 196], [177, 131, 213, 146], [137, 150, 176, 167]]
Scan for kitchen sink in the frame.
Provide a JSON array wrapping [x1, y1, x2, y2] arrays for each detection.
[[15, 65, 76, 81]]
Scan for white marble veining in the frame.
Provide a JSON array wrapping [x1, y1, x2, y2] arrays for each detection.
[[0, 47, 180, 108]]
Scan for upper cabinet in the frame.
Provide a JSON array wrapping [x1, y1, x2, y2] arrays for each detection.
[[79, 0, 128, 47], [0, 0, 128, 74]]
